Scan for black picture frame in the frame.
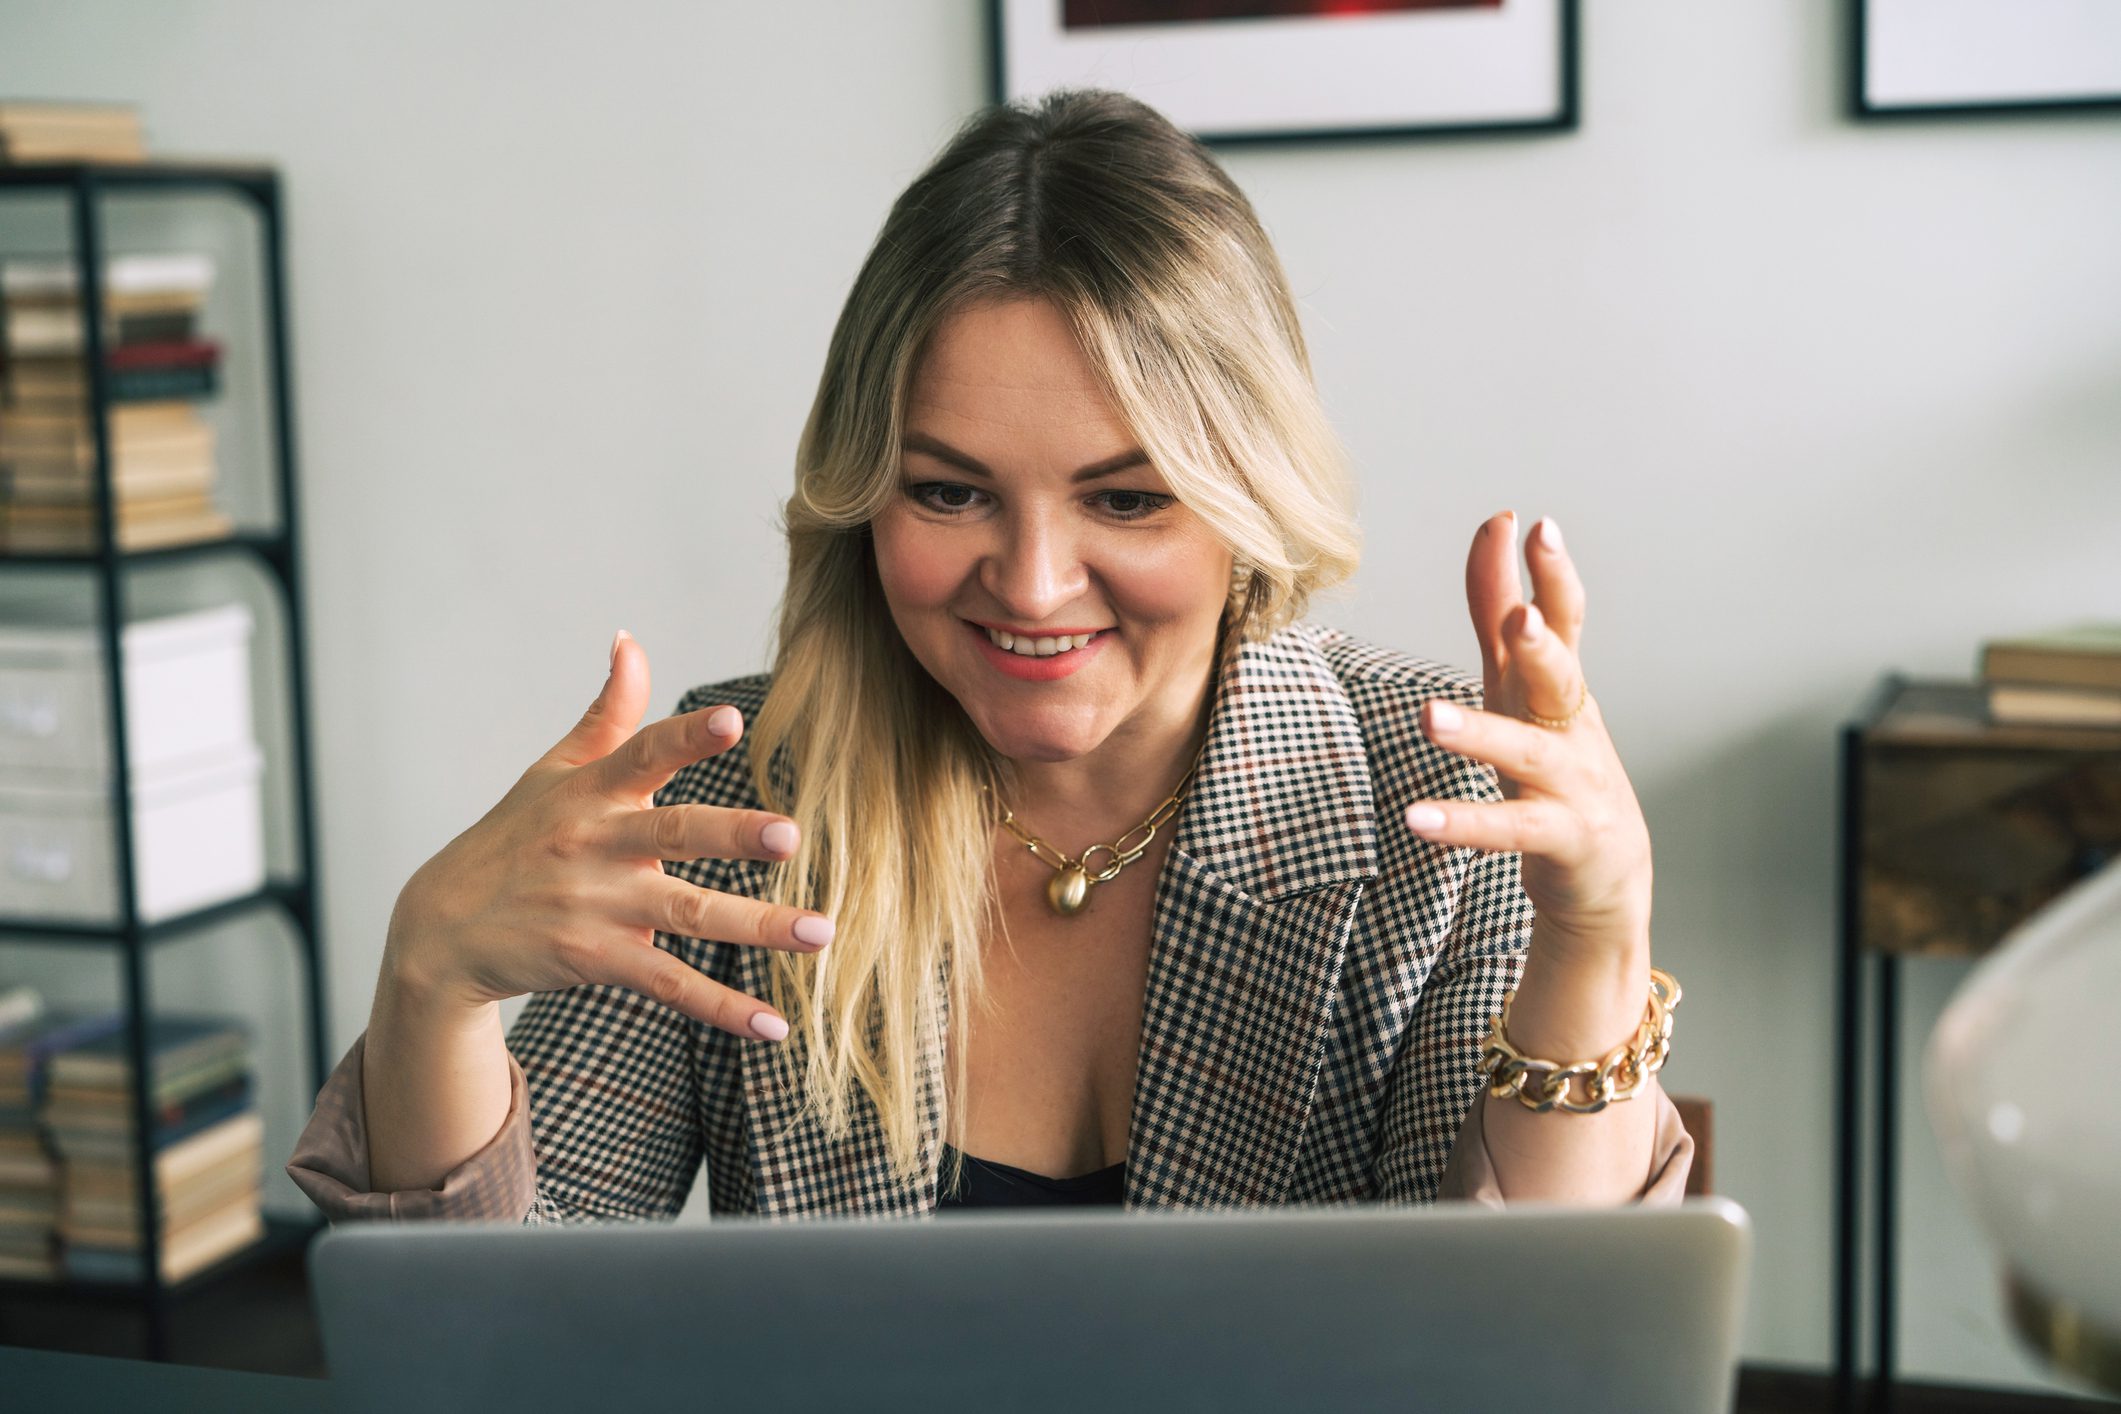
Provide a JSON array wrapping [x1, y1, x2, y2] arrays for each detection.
[[1852, 0, 2121, 120], [987, 0, 1579, 149]]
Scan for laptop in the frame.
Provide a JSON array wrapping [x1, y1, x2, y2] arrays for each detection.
[[310, 1197, 1752, 1414]]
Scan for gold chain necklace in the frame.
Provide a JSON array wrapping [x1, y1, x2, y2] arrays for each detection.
[[988, 741, 1208, 918]]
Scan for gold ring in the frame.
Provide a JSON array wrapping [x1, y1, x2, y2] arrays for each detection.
[[1525, 680, 1589, 731]]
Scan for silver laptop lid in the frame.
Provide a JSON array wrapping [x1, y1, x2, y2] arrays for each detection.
[[313, 1197, 1751, 1414]]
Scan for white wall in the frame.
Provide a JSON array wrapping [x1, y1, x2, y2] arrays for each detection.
[[4, 0, 2117, 1393]]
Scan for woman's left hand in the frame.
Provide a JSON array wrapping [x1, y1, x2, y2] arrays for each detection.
[[1403, 511, 1653, 964]]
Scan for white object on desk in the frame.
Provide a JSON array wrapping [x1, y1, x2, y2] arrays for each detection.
[[1928, 854, 2121, 1394]]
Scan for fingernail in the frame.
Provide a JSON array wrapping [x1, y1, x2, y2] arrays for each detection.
[[761, 821, 799, 855], [792, 915, 834, 948], [1427, 700, 1463, 732], [1522, 603, 1546, 641], [750, 1012, 789, 1041], [1536, 517, 1563, 553], [708, 706, 741, 736], [610, 629, 629, 667], [1406, 804, 1446, 834]]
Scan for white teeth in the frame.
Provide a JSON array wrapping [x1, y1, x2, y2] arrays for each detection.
[[983, 626, 1100, 658]]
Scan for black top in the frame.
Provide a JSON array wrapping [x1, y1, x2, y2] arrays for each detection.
[[935, 1142, 1125, 1209]]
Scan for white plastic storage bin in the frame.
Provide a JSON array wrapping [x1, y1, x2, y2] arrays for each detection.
[[0, 602, 255, 783], [0, 739, 265, 925]]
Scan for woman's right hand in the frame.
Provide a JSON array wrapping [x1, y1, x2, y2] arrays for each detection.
[[382, 630, 828, 1043]]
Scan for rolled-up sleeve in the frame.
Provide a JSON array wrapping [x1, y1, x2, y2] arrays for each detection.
[[285, 1029, 538, 1223], [1437, 1083, 1694, 1206]]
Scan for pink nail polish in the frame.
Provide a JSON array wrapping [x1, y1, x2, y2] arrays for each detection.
[[1427, 700, 1463, 732], [792, 915, 834, 948], [750, 1012, 789, 1041], [1406, 804, 1446, 834], [1536, 517, 1564, 553]]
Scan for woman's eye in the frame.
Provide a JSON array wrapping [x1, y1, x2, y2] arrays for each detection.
[[1096, 490, 1171, 521], [909, 481, 985, 513]]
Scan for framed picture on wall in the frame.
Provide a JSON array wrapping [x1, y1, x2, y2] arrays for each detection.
[[1855, 0, 2121, 117], [988, 0, 1578, 146]]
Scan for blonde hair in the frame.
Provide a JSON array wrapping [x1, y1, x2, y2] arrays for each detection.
[[746, 88, 1361, 1191]]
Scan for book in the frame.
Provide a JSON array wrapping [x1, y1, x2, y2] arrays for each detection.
[[0, 498, 233, 553], [60, 1172, 261, 1245], [1980, 622, 2121, 693], [1987, 681, 2121, 729], [2, 303, 204, 360], [46, 1047, 250, 1112], [2, 361, 220, 407], [43, 1070, 252, 1136], [0, 1011, 126, 1099], [0, 403, 212, 470], [57, 1110, 264, 1193], [64, 1132, 261, 1207], [0, 102, 146, 164], [47, 1014, 248, 1090], [62, 1191, 263, 1286], [1, 253, 213, 301]]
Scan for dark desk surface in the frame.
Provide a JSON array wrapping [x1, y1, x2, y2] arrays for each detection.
[[0, 1344, 327, 1414]]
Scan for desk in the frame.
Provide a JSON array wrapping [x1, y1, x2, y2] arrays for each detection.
[[1832, 676, 2121, 1411], [0, 1344, 326, 1413]]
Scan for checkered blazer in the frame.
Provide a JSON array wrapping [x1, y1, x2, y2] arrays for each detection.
[[482, 617, 1534, 1222]]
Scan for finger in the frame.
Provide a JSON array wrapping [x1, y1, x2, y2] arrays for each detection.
[[586, 936, 792, 1042], [1505, 602, 1588, 728], [1525, 516, 1585, 653], [1402, 796, 1586, 859], [596, 804, 801, 864], [1420, 697, 1574, 793], [594, 702, 746, 802], [547, 630, 651, 769], [1464, 510, 1523, 697], [620, 873, 835, 955]]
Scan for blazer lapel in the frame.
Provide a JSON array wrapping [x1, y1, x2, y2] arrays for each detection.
[[1124, 623, 1380, 1207], [737, 622, 1378, 1216]]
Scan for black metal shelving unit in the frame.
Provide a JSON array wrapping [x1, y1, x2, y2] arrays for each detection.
[[0, 161, 326, 1361]]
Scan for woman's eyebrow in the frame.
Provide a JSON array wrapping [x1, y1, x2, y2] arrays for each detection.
[[900, 431, 1149, 483]]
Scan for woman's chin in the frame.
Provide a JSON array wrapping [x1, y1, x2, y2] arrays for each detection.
[[966, 712, 1107, 766]]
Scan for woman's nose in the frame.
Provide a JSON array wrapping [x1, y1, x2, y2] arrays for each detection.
[[980, 514, 1087, 623]]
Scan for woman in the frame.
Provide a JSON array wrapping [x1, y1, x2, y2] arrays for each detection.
[[289, 88, 1689, 1222]]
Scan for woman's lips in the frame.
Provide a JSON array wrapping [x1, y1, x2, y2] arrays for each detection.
[[965, 619, 1109, 682]]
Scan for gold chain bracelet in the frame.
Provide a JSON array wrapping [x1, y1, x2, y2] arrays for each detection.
[[1476, 967, 1680, 1114]]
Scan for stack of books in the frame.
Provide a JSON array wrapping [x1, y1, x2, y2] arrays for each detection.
[[0, 251, 232, 554], [43, 1013, 265, 1286], [1980, 623, 2121, 729], [0, 993, 125, 1283], [0, 101, 145, 165]]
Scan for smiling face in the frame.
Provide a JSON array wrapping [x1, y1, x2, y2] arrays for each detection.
[[871, 296, 1235, 771]]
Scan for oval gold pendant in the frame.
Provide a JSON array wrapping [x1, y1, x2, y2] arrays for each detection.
[[1047, 866, 1090, 916]]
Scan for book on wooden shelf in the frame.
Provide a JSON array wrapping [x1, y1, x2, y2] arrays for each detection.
[[0, 102, 146, 165], [0, 1006, 127, 1285], [2, 353, 221, 409], [1986, 681, 2121, 729], [47, 1013, 249, 1090], [1980, 622, 2121, 694], [61, 1187, 264, 1286], [1, 399, 214, 489], [1, 253, 211, 302], [0, 491, 233, 554]]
